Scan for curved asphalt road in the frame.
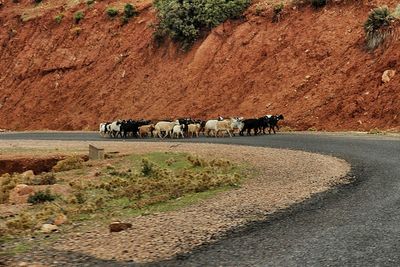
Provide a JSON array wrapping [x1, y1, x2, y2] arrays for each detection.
[[1, 132, 399, 266]]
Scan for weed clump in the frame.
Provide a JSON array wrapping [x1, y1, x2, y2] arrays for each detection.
[[27, 189, 56, 204], [53, 156, 83, 172], [364, 6, 395, 50], [74, 11, 84, 24], [121, 3, 138, 24], [55, 13, 64, 24], [106, 7, 119, 18], [0, 174, 18, 204]]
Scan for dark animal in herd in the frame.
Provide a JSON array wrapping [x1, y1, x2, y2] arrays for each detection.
[[100, 115, 284, 138], [240, 115, 284, 136]]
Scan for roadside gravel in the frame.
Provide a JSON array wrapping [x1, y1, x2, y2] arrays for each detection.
[[0, 140, 350, 265]]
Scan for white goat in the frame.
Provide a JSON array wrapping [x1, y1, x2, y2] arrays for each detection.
[[172, 124, 185, 138], [154, 120, 179, 138]]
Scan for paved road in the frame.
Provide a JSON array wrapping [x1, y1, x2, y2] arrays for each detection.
[[1, 132, 399, 266]]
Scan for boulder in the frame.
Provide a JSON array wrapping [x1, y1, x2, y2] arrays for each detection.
[[109, 221, 132, 232], [40, 224, 58, 233], [382, 69, 396, 83]]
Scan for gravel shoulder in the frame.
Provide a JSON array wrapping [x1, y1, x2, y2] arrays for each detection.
[[0, 140, 350, 265]]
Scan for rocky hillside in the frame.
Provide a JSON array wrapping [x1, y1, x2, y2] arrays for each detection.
[[0, 0, 399, 131]]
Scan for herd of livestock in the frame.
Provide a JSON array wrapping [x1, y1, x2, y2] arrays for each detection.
[[99, 115, 284, 138]]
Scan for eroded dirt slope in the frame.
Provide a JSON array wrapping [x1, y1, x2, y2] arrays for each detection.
[[0, 0, 399, 131]]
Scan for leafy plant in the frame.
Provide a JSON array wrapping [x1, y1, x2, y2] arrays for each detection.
[[74, 11, 84, 24], [311, 0, 326, 8], [27, 190, 56, 204], [154, 0, 250, 49], [106, 7, 119, 17], [364, 6, 395, 50], [86, 0, 95, 5]]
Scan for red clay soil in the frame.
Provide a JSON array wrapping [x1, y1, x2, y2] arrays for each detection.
[[0, 0, 399, 131]]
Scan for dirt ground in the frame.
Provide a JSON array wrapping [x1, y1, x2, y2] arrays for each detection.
[[0, 140, 350, 264]]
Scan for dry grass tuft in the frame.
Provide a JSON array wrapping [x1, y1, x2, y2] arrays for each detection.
[[52, 156, 83, 172]]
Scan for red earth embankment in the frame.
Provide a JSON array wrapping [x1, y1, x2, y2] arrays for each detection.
[[0, 0, 399, 131]]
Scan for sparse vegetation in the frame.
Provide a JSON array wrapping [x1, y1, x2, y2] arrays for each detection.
[[106, 7, 119, 18], [34, 0, 42, 4], [86, 0, 95, 5], [27, 189, 56, 204], [364, 6, 395, 50], [73, 11, 84, 24], [54, 13, 64, 24], [2, 152, 245, 235], [154, 0, 250, 49]]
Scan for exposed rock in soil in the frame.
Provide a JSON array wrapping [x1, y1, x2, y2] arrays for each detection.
[[109, 222, 133, 233]]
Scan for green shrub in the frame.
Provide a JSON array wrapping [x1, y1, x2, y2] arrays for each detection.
[[124, 3, 138, 18], [86, 0, 95, 5], [34, 0, 42, 4], [55, 13, 64, 24], [364, 6, 395, 50], [154, 0, 250, 49], [311, 0, 326, 8], [74, 11, 84, 24], [141, 158, 155, 176], [106, 7, 119, 17], [27, 190, 56, 204]]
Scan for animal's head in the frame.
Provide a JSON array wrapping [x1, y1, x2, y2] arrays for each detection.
[[276, 114, 284, 120]]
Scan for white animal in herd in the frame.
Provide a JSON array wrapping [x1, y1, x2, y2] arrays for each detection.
[[204, 118, 241, 137], [172, 124, 185, 138], [154, 120, 179, 138]]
